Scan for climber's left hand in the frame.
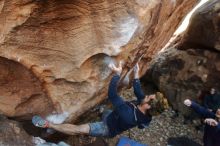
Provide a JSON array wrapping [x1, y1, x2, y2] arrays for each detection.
[[108, 61, 123, 75]]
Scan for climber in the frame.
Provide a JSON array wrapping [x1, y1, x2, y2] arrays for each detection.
[[184, 99, 220, 146], [204, 87, 220, 113], [32, 62, 167, 138]]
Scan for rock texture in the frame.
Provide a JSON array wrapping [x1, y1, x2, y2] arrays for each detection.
[[181, 0, 220, 51], [0, 57, 53, 119], [0, 115, 34, 146], [145, 0, 220, 115], [0, 0, 197, 120]]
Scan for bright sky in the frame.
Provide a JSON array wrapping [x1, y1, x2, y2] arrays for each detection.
[[160, 0, 210, 52], [174, 0, 210, 35]]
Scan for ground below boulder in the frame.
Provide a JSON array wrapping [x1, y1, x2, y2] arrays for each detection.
[[0, 115, 34, 146]]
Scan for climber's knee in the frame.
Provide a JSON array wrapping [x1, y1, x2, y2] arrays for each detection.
[[88, 122, 110, 137]]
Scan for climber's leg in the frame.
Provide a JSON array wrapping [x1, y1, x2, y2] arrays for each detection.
[[49, 123, 90, 135], [49, 122, 110, 137], [32, 115, 90, 135], [88, 122, 110, 137], [32, 115, 110, 137]]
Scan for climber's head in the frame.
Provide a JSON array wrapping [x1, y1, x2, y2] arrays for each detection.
[[138, 94, 156, 110], [138, 92, 169, 116]]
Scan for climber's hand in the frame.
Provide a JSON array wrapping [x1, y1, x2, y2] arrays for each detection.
[[108, 61, 122, 75], [184, 99, 192, 107], [134, 63, 140, 73], [149, 94, 156, 100], [134, 63, 140, 79], [205, 118, 218, 126]]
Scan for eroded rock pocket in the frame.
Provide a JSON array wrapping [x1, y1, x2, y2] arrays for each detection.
[[0, 57, 53, 119]]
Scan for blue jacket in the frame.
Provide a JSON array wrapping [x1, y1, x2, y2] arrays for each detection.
[[191, 102, 220, 146], [204, 93, 220, 112], [106, 75, 152, 137]]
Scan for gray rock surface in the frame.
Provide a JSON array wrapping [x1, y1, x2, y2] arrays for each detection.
[[0, 115, 34, 146]]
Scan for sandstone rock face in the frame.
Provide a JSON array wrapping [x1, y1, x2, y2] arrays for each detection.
[[0, 0, 197, 121], [0, 115, 34, 146], [146, 48, 220, 115], [146, 0, 220, 115], [181, 0, 220, 51], [0, 57, 53, 118]]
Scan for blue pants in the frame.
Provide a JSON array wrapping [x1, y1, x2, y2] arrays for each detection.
[[89, 110, 112, 137]]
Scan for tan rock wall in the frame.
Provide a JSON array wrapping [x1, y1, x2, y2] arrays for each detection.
[[0, 0, 197, 121]]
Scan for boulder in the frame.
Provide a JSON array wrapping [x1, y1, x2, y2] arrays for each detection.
[[145, 0, 220, 115], [146, 48, 220, 115], [181, 0, 220, 51], [0, 115, 34, 146], [0, 0, 197, 121]]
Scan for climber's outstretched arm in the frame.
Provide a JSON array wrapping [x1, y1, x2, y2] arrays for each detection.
[[108, 74, 125, 108], [133, 79, 145, 101], [108, 62, 125, 108], [133, 64, 145, 101], [184, 99, 215, 118]]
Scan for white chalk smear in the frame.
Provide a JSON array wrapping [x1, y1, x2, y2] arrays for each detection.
[[32, 137, 46, 145], [104, 16, 138, 56], [103, 56, 116, 66], [46, 112, 69, 124], [100, 56, 116, 80], [33, 137, 70, 146], [116, 17, 138, 47]]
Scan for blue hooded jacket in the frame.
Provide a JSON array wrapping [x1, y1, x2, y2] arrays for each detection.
[[191, 102, 220, 146], [106, 75, 152, 137], [204, 93, 220, 112]]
